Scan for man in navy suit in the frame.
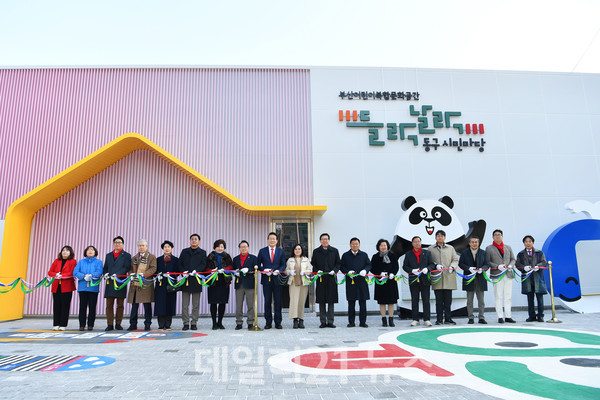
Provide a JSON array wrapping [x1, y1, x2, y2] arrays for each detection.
[[257, 232, 286, 329]]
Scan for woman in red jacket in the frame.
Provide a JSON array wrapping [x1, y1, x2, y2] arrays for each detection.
[[48, 246, 77, 330]]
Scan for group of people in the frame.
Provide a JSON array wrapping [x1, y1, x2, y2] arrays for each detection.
[[403, 229, 548, 327], [47, 229, 548, 331]]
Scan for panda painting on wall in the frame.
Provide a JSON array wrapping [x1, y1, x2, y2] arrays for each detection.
[[391, 196, 487, 257]]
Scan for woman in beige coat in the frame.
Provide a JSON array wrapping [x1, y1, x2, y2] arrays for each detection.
[[285, 244, 313, 329], [127, 239, 157, 331], [429, 231, 459, 325]]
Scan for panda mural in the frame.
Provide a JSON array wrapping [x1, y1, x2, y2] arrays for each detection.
[[391, 196, 487, 257]]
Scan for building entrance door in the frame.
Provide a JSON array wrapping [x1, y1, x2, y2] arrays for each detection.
[[271, 219, 314, 311]]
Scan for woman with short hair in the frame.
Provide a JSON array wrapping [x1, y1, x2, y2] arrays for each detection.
[[155, 240, 179, 330], [207, 239, 235, 330], [73, 245, 103, 331], [370, 239, 400, 327], [48, 245, 77, 331]]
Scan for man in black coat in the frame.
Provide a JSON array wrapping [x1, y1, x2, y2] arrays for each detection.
[[311, 233, 340, 328], [340, 237, 371, 328], [178, 233, 207, 330], [458, 236, 489, 324], [103, 236, 132, 331], [402, 236, 434, 327], [232, 240, 258, 330]]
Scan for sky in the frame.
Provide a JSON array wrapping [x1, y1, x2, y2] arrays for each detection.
[[0, 0, 599, 73]]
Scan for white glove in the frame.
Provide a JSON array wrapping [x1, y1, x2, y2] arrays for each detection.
[[273, 270, 279, 276], [317, 270, 323, 274], [534, 266, 540, 271], [289, 270, 296, 276], [436, 264, 444, 270], [241, 267, 249, 274], [84, 274, 91, 282], [234, 271, 240, 277], [103, 273, 109, 279], [348, 270, 356, 275], [359, 270, 367, 277], [191, 270, 197, 275], [411, 269, 419, 275], [524, 266, 531, 272], [477, 269, 483, 274], [421, 268, 428, 274], [469, 267, 477, 274], [183, 271, 189, 278], [300, 271, 305, 276], [55, 273, 61, 279], [111, 274, 117, 279], [381, 272, 388, 277], [497, 264, 506, 271], [389, 273, 395, 279], [218, 269, 224, 274], [328, 270, 335, 275], [266, 270, 272, 276]]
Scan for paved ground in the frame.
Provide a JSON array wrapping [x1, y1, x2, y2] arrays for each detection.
[[0, 308, 599, 400]]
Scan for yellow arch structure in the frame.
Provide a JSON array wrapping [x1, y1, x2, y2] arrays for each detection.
[[0, 133, 326, 321]]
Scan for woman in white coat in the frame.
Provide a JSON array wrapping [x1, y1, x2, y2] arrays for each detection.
[[285, 244, 313, 329]]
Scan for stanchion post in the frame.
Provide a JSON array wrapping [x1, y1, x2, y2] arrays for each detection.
[[546, 261, 561, 323], [250, 265, 262, 331]]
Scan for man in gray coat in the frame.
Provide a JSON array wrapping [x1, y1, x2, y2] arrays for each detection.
[[485, 229, 516, 323]]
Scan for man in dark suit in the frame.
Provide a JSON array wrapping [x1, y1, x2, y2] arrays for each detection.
[[178, 233, 207, 331], [402, 236, 434, 327], [232, 240, 258, 330], [311, 233, 340, 328], [459, 236, 489, 324], [257, 232, 286, 329], [103, 236, 132, 331], [340, 237, 371, 328]]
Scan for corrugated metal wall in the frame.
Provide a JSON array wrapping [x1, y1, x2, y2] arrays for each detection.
[[0, 67, 312, 317]]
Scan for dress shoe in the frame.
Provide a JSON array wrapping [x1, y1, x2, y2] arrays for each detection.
[[359, 323, 368, 328], [218, 323, 225, 330], [165, 326, 171, 331], [247, 324, 254, 330], [264, 324, 272, 329], [105, 325, 114, 332], [275, 324, 283, 329], [212, 324, 218, 330], [505, 318, 516, 323], [498, 318, 505, 323], [326, 323, 336, 328], [478, 319, 487, 324], [468, 319, 474, 324], [444, 319, 456, 325], [537, 317, 544, 322], [424, 321, 433, 327], [191, 325, 198, 330], [79, 327, 85, 331], [298, 319, 305, 329], [435, 321, 443, 325], [347, 322, 355, 327], [144, 325, 151, 331], [293, 319, 299, 329], [115, 324, 124, 330], [526, 317, 536, 322], [88, 326, 94, 331], [410, 320, 419, 327], [182, 324, 190, 331], [319, 323, 327, 328], [235, 324, 243, 330], [127, 325, 137, 331]]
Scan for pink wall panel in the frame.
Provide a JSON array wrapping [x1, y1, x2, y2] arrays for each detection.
[[0, 67, 312, 315]]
